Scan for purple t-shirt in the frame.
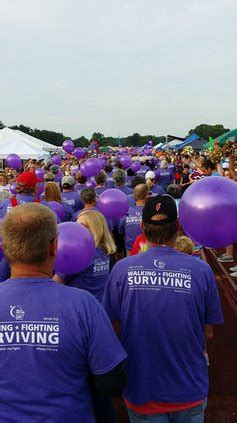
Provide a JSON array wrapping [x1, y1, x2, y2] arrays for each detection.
[[0, 195, 39, 218], [114, 186, 133, 195], [150, 185, 165, 195], [103, 246, 223, 404], [105, 178, 115, 188], [75, 183, 87, 192], [119, 205, 143, 250], [156, 168, 174, 188], [0, 278, 126, 421], [95, 187, 107, 195], [61, 191, 83, 212], [127, 194, 136, 207], [58, 248, 110, 302]]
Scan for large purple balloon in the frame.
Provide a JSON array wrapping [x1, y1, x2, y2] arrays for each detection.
[[35, 168, 45, 180], [131, 161, 141, 173], [73, 147, 85, 160], [179, 177, 237, 248], [98, 189, 129, 219], [6, 154, 22, 170], [62, 139, 74, 154], [52, 155, 61, 165], [54, 222, 95, 274], [120, 156, 131, 169], [80, 158, 102, 177], [47, 201, 65, 221]]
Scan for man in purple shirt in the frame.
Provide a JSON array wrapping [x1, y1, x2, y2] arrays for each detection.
[[103, 195, 223, 422], [145, 171, 165, 195], [61, 175, 83, 212], [0, 203, 126, 422], [119, 184, 150, 254]]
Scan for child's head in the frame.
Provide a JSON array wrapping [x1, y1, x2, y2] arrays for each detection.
[[175, 236, 194, 255]]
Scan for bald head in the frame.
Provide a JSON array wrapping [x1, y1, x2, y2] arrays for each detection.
[[2, 203, 57, 264], [133, 184, 150, 202]]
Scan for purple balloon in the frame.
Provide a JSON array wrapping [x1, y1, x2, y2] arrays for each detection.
[[72, 166, 79, 176], [35, 168, 45, 180], [52, 155, 61, 165], [100, 158, 106, 169], [62, 139, 74, 154], [98, 189, 129, 219], [54, 222, 95, 274], [179, 177, 237, 248], [80, 158, 102, 177], [36, 182, 44, 196], [6, 154, 22, 170], [47, 201, 65, 221], [131, 161, 141, 173], [55, 170, 63, 182], [148, 140, 153, 145], [86, 178, 97, 188], [10, 183, 17, 195], [120, 156, 132, 169], [73, 147, 85, 160]]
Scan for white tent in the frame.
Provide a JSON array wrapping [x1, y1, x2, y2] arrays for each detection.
[[0, 128, 55, 159]]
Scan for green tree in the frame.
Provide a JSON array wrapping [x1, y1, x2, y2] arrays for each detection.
[[73, 136, 89, 148], [188, 124, 230, 140]]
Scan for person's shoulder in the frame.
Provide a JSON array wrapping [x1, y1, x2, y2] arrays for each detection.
[[174, 251, 212, 272], [58, 283, 102, 309]]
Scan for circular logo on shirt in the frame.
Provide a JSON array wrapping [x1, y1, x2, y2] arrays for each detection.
[[10, 305, 25, 320]]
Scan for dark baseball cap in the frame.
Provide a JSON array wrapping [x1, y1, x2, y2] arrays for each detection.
[[142, 195, 177, 225]]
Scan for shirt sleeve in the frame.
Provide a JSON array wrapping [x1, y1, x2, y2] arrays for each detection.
[[204, 266, 224, 325], [118, 216, 126, 235], [87, 302, 127, 375], [102, 265, 121, 321]]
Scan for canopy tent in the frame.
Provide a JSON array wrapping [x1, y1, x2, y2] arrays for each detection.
[[177, 133, 207, 150], [161, 139, 183, 150], [202, 129, 237, 148], [153, 142, 164, 150], [0, 128, 54, 159]]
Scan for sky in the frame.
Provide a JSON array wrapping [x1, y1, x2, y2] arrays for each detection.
[[0, 0, 236, 139]]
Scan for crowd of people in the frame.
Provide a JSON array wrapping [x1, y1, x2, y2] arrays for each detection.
[[0, 142, 235, 422]]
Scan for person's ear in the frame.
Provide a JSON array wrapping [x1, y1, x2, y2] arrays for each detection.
[[50, 238, 58, 258]]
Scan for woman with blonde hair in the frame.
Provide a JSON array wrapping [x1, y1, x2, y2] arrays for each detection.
[[54, 210, 116, 302], [43, 182, 74, 222]]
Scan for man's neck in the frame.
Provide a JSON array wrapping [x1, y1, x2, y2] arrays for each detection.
[[147, 241, 175, 249], [84, 204, 96, 209], [11, 263, 53, 279]]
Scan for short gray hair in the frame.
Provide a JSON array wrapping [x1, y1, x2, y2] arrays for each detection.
[[2, 203, 57, 264]]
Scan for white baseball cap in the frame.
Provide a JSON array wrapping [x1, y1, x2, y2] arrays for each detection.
[[145, 171, 156, 180]]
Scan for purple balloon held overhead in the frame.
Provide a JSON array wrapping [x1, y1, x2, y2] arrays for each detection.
[[131, 161, 141, 173], [35, 168, 45, 181], [52, 155, 61, 165], [98, 189, 129, 219], [10, 183, 17, 195], [6, 154, 22, 170], [47, 201, 65, 221], [62, 139, 74, 154], [36, 182, 44, 196], [179, 177, 237, 248], [54, 222, 95, 274], [80, 158, 102, 177], [73, 147, 85, 160], [120, 156, 132, 169]]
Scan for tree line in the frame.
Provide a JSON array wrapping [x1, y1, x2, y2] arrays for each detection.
[[0, 121, 230, 147]]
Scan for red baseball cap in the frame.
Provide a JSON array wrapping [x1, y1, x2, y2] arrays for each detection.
[[17, 172, 40, 188]]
